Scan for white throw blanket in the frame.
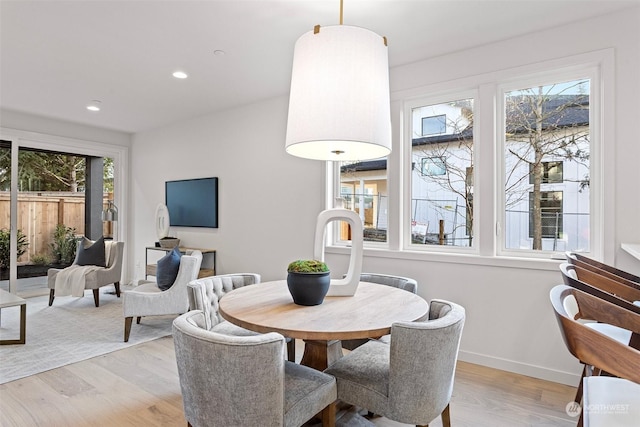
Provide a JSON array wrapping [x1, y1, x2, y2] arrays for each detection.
[[54, 243, 112, 297], [54, 265, 103, 297]]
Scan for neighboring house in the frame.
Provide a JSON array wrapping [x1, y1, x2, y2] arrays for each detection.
[[340, 92, 590, 252]]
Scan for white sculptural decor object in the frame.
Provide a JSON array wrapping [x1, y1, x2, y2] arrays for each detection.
[[155, 203, 170, 240], [313, 205, 363, 297]]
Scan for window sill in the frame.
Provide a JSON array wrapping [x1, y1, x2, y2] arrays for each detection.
[[325, 245, 563, 272]]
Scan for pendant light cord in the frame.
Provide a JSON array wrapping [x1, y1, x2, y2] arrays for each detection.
[[340, 0, 343, 25]]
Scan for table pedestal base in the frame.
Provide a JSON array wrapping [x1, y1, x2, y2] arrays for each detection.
[[301, 339, 343, 371]]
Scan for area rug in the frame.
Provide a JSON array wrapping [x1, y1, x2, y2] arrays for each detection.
[[0, 289, 174, 384]]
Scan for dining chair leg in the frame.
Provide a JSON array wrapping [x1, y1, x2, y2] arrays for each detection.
[[574, 365, 587, 403], [287, 338, 296, 362], [114, 282, 121, 297], [136, 316, 142, 324], [441, 403, 451, 427], [321, 401, 336, 427], [92, 289, 100, 307], [49, 289, 55, 306]]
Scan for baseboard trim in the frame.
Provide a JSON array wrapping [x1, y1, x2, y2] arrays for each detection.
[[458, 350, 581, 386]]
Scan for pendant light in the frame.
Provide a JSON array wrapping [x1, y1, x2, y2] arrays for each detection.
[[285, 0, 392, 161]]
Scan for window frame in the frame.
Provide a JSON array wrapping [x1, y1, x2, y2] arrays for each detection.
[[0, 127, 129, 291], [326, 49, 612, 266], [496, 65, 603, 259], [403, 90, 479, 254]]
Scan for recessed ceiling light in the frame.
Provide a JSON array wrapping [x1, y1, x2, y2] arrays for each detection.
[[213, 50, 225, 56], [173, 71, 188, 79], [86, 100, 101, 112]]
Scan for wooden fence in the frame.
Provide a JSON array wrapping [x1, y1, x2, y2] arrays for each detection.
[[0, 192, 112, 264]]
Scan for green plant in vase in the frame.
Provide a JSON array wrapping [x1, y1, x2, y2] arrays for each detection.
[[287, 259, 329, 273], [286, 259, 330, 306]]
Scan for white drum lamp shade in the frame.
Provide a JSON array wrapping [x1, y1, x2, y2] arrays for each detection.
[[285, 25, 392, 161]]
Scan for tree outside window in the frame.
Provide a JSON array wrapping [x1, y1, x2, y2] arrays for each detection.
[[410, 98, 474, 247], [504, 79, 590, 252]]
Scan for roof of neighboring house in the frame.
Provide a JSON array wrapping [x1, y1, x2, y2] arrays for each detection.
[[505, 94, 589, 134], [341, 95, 589, 173], [412, 127, 474, 147], [340, 159, 387, 172]]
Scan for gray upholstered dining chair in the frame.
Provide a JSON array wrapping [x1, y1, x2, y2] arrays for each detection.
[[325, 299, 465, 427], [341, 272, 419, 351], [123, 250, 202, 342], [173, 310, 337, 427], [186, 273, 296, 362]]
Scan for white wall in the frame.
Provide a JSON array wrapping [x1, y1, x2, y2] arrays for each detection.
[[130, 96, 325, 280], [130, 7, 640, 385]]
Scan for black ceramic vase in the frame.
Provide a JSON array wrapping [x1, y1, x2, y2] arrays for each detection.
[[287, 271, 331, 306]]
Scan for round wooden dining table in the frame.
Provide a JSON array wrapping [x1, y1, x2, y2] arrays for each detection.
[[219, 280, 430, 370]]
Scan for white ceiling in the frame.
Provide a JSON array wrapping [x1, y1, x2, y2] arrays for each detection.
[[1, 0, 637, 134]]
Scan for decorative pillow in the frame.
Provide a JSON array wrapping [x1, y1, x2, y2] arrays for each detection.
[[157, 246, 182, 291], [76, 236, 106, 267]]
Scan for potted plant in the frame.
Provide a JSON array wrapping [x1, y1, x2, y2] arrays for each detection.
[[50, 224, 77, 266], [286, 259, 331, 306], [0, 229, 29, 278]]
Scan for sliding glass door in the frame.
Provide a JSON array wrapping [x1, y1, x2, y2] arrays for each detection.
[[0, 138, 117, 296]]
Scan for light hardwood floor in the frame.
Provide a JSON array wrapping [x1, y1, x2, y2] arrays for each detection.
[[0, 337, 578, 427]]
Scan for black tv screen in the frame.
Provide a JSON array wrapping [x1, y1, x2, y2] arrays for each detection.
[[165, 177, 218, 228]]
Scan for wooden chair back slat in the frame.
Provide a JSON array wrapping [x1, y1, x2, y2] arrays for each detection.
[[559, 263, 640, 315], [567, 252, 640, 286]]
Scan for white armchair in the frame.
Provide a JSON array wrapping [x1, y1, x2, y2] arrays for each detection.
[[123, 250, 202, 342], [47, 240, 125, 308]]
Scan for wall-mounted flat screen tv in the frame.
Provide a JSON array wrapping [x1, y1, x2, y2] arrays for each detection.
[[165, 177, 218, 228]]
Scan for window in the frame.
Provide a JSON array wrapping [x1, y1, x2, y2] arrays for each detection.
[[339, 159, 388, 243], [0, 134, 124, 294], [420, 157, 446, 176], [421, 114, 446, 136], [529, 161, 563, 184], [529, 191, 563, 240], [327, 52, 606, 261], [504, 78, 590, 252], [409, 97, 474, 248]]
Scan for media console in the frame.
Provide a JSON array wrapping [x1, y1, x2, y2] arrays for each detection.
[[145, 246, 216, 279]]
